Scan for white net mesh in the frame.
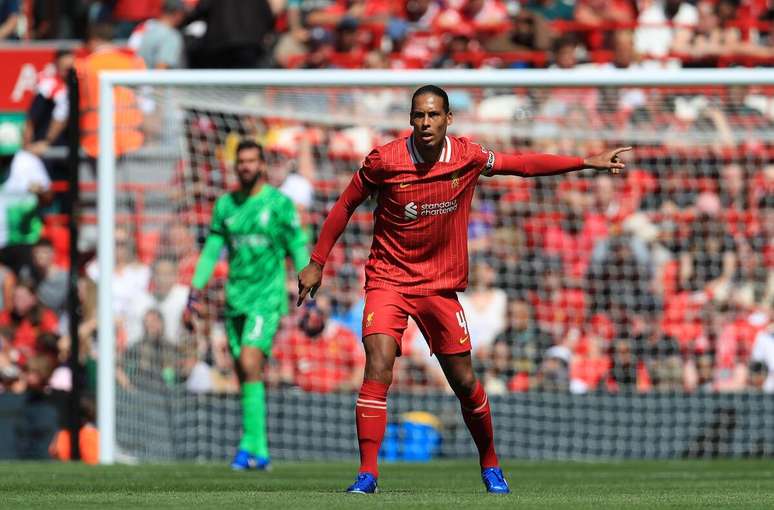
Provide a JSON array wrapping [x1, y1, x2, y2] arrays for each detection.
[[107, 79, 774, 462]]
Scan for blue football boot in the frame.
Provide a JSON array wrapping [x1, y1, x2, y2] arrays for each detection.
[[481, 467, 510, 494], [346, 472, 378, 494]]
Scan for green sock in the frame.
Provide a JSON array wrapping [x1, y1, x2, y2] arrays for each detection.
[[239, 381, 268, 458]]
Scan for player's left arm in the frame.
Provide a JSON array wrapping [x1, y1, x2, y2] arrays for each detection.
[[483, 146, 632, 177], [279, 198, 310, 273]]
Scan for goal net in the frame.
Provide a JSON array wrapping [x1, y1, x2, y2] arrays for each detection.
[[96, 70, 774, 464]]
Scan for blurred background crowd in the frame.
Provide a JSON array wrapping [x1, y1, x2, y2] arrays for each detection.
[[4, 0, 774, 69], [0, 0, 772, 404]]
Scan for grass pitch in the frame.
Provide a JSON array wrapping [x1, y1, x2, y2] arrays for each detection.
[[2, 459, 773, 509]]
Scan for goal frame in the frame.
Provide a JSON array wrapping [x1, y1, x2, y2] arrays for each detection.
[[96, 68, 774, 464]]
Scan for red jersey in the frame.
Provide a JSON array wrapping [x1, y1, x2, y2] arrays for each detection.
[[311, 134, 583, 294]]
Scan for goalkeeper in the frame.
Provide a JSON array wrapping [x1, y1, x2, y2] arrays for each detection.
[[184, 139, 309, 470]]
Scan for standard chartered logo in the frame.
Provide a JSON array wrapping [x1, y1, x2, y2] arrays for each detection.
[[232, 234, 269, 248], [404, 200, 458, 220], [404, 202, 418, 220]]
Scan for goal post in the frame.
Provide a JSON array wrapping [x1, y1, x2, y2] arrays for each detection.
[[97, 68, 774, 465]]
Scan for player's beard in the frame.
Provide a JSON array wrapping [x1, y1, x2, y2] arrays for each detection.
[[238, 170, 263, 190]]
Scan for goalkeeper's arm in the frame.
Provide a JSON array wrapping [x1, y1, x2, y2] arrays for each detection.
[[184, 233, 224, 328]]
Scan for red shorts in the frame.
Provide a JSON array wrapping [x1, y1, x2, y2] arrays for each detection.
[[362, 288, 471, 356]]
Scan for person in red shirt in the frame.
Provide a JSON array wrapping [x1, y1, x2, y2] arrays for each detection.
[[297, 84, 630, 494], [0, 282, 59, 366], [273, 296, 364, 393]]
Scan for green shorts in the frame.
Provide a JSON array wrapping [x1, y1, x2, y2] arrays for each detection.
[[225, 311, 281, 358]]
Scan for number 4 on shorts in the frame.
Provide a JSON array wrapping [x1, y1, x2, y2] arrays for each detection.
[[456, 311, 469, 335]]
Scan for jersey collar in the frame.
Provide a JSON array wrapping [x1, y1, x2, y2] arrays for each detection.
[[407, 135, 451, 164]]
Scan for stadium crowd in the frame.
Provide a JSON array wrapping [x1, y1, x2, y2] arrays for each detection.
[[0, 0, 772, 401], [4, 0, 774, 69]]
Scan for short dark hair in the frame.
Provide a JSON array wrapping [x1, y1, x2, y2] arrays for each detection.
[[236, 139, 265, 160], [86, 22, 114, 43], [411, 85, 450, 113]]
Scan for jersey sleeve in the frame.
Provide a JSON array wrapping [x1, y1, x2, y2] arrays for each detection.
[[209, 196, 227, 237], [191, 198, 226, 290], [469, 140, 585, 178], [359, 149, 384, 187]]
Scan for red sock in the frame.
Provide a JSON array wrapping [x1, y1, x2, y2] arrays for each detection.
[[355, 379, 389, 477], [459, 380, 499, 469]]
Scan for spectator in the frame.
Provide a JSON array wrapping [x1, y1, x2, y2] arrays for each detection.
[[635, 0, 698, 58], [274, 0, 338, 67], [0, 282, 59, 367], [458, 261, 507, 358], [128, 259, 189, 347], [117, 308, 180, 391], [490, 228, 541, 296], [0, 149, 53, 278], [112, 0, 163, 39], [29, 238, 68, 316], [574, 0, 636, 50], [587, 226, 656, 321], [639, 164, 697, 215], [76, 23, 146, 165], [535, 344, 571, 392], [570, 332, 611, 393], [530, 256, 586, 337], [526, 0, 574, 21], [404, 0, 442, 27], [183, 0, 277, 69], [435, 0, 509, 33], [272, 296, 364, 393], [431, 25, 477, 69], [679, 210, 737, 299], [637, 311, 684, 391], [0, 0, 20, 39], [128, 0, 187, 70], [86, 227, 151, 328], [23, 49, 74, 162], [493, 298, 554, 370], [750, 326, 774, 393], [747, 361, 769, 392], [482, 339, 515, 395], [607, 338, 641, 393], [550, 34, 579, 69], [483, 8, 553, 54]]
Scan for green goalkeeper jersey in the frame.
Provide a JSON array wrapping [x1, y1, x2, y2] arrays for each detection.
[[191, 184, 309, 316]]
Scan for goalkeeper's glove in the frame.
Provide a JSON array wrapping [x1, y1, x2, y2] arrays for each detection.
[[183, 290, 203, 331]]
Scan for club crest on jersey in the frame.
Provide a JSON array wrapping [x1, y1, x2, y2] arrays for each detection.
[[451, 171, 460, 188], [365, 312, 374, 328], [404, 202, 418, 220]]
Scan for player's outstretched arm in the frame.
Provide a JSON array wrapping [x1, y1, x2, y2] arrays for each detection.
[[486, 146, 632, 177], [296, 169, 372, 306]]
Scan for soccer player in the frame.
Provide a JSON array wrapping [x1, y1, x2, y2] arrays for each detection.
[[297, 85, 630, 494], [184, 139, 309, 470]]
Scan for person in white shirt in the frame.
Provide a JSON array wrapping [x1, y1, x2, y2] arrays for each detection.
[[635, 0, 698, 58], [750, 327, 774, 393]]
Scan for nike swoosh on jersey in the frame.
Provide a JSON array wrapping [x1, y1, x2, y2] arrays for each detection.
[[399, 182, 410, 188], [459, 336, 469, 344]]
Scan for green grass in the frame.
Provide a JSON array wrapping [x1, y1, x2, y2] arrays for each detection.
[[1, 459, 774, 509]]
